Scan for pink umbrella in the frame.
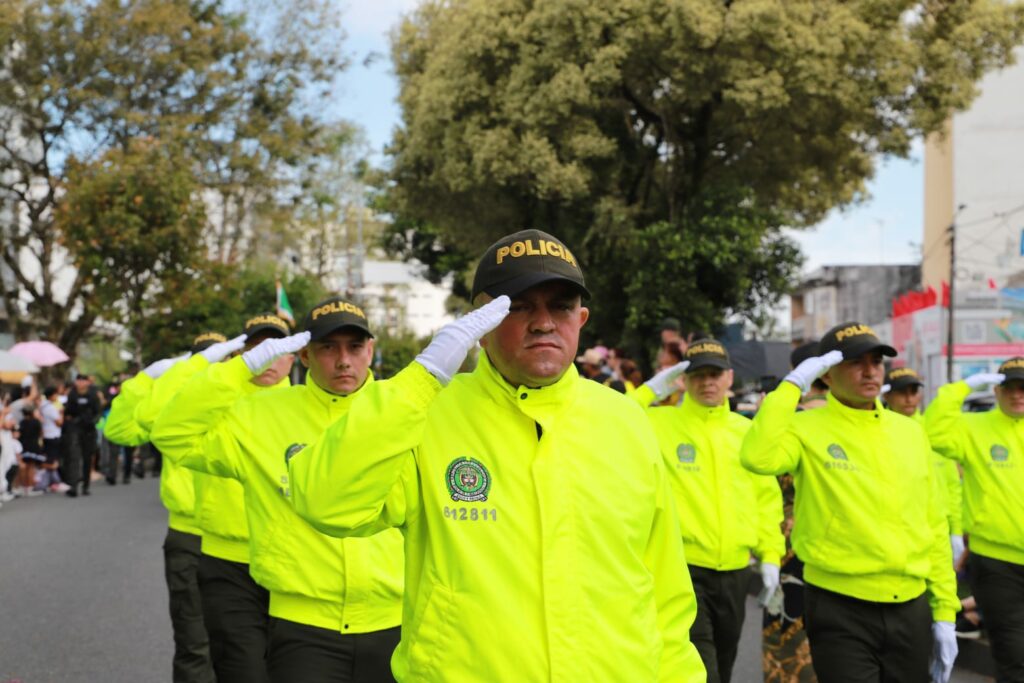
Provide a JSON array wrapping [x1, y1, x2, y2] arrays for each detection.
[[9, 340, 71, 367]]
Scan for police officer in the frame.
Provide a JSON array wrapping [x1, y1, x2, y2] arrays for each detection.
[[140, 323, 275, 683], [925, 359, 1024, 681], [105, 331, 240, 683], [883, 367, 964, 564], [153, 303, 403, 683], [287, 229, 706, 682], [643, 338, 783, 682], [740, 322, 959, 683]]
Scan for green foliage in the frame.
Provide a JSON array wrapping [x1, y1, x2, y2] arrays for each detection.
[[137, 265, 326, 362], [0, 0, 348, 361], [383, 0, 1024, 348], [371, 329, 430, 380]]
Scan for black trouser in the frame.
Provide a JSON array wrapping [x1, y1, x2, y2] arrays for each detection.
[[163, 529, 215, 683], [63, 424, 97, 491], [688, 565, 750, 683], [197, 553, 270, 683], [267, 617, 399, 683], [969, 552, 1024, 683], [804, 583, 931, 683]]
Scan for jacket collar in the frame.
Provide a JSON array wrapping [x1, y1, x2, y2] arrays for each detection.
[[306, 371, 374, 415], [679, 391, 730, 422], [475, 351, 578, 428], [825, 390, 884, 424]]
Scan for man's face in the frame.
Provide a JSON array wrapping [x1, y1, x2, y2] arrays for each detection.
[[660, 329, 681, 346], [686, 366, 733, 408], [299, 329, 374, 395], [823, 351, 884, 408], [480, 281, 589, 388], [995, 379, 1024, 418], [886, 385, 922, 417], [74, 377, 90, 393], [245, 333, 295, 387]]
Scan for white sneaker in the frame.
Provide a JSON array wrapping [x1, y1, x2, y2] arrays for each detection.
[[53, 483, 71, 493], [26, 488, 44, 497], [0, 491, 15, 502]]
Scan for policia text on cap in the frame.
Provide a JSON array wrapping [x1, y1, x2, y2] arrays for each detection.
[[740, 322, 959, 683], [287, 229, 707, 682]]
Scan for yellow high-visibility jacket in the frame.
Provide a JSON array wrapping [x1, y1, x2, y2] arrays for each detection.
[[647, 394, 784, 570], [925, 381, 1024, 565], [288, 354, 706, 682], [152, 356, 402, 633], [143, 355, 251, 560], [104, 373, 152, 448], [740, 381, 958, 622], [912, 412, 963, 536]]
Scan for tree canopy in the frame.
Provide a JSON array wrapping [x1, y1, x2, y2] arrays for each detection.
[[383, 0, 1024, 352]]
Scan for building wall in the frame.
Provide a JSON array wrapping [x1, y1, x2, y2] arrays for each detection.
[[923, 52, 1024, 291]]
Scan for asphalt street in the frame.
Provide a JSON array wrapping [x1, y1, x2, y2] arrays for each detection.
[[0, 477, 995, 682]]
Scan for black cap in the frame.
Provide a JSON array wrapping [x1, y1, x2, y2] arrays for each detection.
[[684, 338, 731, 372], [191, 332, 227, 354], [471, 229, 589, 301], [998, 357, 1024, 383], [660, 317, 682, 333], [244, 313, 290, 340], [790, 341, 819, 369], [302, 296, 373, 342], [819, 322, 896, 360], [885, 367, 924, 391]]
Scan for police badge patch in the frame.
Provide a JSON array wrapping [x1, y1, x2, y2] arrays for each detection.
[[991, 444, 1010, 462], [446, 457, 491, 502], [827, 444, 848, 461], [677, 444, 697, 463]]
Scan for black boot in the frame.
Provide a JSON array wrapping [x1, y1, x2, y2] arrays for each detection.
[[65, 484, 79, 498]]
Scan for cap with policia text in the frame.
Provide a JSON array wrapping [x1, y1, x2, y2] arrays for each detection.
[[998, 357, 1024, 383], [819, 322, 897, 360], [191, 332, 227, 354], [885, 367, 924, 392], [684, 339, 731, 372], [471, 229, 590, 301], [302, 296, 373, 342], [244, 313, 290, 340]]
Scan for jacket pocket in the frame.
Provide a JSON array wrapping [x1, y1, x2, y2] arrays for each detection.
[[407, 581, 455, 681]]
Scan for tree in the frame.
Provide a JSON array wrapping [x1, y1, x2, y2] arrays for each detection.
[[0, 0, 346, 361], [382, 0, 1024, 349], [56, 138, 207, 360]]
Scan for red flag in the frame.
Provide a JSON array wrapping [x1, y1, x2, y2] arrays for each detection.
[[941, 281, 950, 308], [925, 286, 937, 307], [988, 278, 998, 290]]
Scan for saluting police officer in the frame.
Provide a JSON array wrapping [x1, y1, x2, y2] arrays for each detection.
[[925, 358, 1024, 681], [883, 367, 965, 565], [287, 229, 706, 682], [105, 331, 238, 683], [153, 303, 404, 683], [644, 339, 784, 683], [740, 322, 959, 683]]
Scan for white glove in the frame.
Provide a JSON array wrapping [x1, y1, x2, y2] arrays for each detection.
[[930, 621, 958, 683], [416, 296, 510, 384], [881, 383, 891, 395], [951, 534, 965, 566], [642, 361, 690, 401], [784, 350, 844, 393], [761, 562, 780, 595], [242, 332, 310, 374], [142, 353, 189, 380], [199, 334, 247, 364], [964, 372, 1005, 390]]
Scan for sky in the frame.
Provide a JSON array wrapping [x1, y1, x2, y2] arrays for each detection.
[[331, 2, 925, 278]]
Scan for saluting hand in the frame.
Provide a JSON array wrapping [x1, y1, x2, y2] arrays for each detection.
[[784, 350, 843, 393], [142, 353, 190, 380], [242, 332, 311, 375], [963, 372, 1005, 390], [200, 334, 248, 364], [416, 295, 511, 384], [642, 361, 690, 401]]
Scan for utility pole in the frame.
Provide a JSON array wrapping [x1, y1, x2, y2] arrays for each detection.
[[946, 204, 967, 383]]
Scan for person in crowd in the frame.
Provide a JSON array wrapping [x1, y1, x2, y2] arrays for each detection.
[[925, 358, 1024, 681], [38, 386, 68, 493], [64, 373, 103, 498], [741, 322, 959, 683], [16, 395, 45, 495], [288, 229, 706, 682]]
